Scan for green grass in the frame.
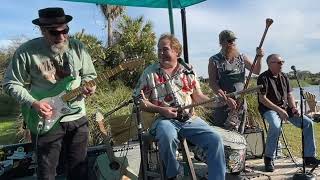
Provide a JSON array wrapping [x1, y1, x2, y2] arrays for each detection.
[[0, 117, 19, 145], [282, 123, 320, 158], [289, 79, 311, 88]]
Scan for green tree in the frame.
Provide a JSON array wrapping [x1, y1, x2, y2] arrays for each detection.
[[100, 5, 125, 47], [0, 52, 10, 81], [71, 31, 107, 73], [0, 37, 28, 83], [105, 15, 157, 87]]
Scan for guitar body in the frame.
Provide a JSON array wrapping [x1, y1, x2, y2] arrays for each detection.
[[94, 153, 130, 180], [21, 76, 81, 135], [176, 109, 191, 122], [20, 59, 144, 135]]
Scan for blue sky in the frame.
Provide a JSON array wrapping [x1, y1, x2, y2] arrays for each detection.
[[1, 0, 320, 77]]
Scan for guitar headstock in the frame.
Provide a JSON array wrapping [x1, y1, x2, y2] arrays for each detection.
[[95, 109, 104, 122], [120, 56, 145, 70], [94, 109, 109, 137]]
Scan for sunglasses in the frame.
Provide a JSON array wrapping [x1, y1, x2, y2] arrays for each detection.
[[47, 26, 69, 36], [271, 60, 285, 64], [227, 39, 236, 43]]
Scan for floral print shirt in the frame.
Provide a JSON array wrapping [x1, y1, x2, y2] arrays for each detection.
[[134, 62, 201, 113]]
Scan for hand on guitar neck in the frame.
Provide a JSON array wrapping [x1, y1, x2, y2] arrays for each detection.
[[217, 89, 237, 110], [81, 82, 96, 98]]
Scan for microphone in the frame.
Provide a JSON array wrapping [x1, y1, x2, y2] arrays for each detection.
[[178, 58, 194, 75], [291, 65, 297, 76]]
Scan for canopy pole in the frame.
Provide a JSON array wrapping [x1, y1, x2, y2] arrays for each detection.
[[181, 8, 189, 63], [168, 0, 174, 34]]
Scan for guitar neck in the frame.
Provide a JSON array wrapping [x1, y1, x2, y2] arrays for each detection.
[[96, 120, 117, 161], [180, 85, 263, 110], [180, 97, 218, 111], [62, 65, 125, 102], [104, 136, 117, 161]]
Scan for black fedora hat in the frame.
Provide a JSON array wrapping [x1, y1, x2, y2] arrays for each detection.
[[32, 7, 72, 27]]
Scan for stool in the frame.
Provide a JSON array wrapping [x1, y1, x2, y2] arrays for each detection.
[[139, 132, 197, 179]]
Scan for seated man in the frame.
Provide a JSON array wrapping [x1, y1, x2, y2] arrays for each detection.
[[134, 34, 226, 179], [257, 54, 320, 172]]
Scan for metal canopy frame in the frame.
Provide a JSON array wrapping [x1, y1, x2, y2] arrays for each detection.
[[62, 0, 206, 62]]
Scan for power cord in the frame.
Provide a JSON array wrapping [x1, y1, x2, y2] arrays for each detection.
[[33, 119, 44, 177]]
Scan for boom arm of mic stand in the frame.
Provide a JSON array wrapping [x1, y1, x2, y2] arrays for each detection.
[[104, 99, 134, 117]]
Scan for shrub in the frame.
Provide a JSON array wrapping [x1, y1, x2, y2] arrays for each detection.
[[0, 94, 20, 116]]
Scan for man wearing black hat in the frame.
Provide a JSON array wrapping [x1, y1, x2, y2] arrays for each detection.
[[3, 7, 97, 180], [208, 30, 264, 131]]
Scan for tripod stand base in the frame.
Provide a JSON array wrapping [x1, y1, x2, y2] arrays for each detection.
[[292, 173, 316, 180]]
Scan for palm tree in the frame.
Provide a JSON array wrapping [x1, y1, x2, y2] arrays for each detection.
[[106, 15, 157, 87], [100, 5, 125, 47]]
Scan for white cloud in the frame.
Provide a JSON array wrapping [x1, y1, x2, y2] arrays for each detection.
[[0, 40, 12, 49], [305, 32, 320, 40], [1, 0, 319, 77], [158, 0, 320, 77]]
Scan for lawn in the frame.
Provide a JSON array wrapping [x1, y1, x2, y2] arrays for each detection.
[[1, 115, 320, 159], [0, 117, 20, 145], [282, 122, 320, 158]]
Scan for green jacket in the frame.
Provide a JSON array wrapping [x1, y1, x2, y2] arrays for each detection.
[[2, 37, 97, 122]]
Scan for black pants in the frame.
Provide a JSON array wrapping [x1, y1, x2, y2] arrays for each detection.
[[32, 116, 89, 180]]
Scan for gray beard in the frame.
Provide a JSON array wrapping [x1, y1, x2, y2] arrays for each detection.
[[223, 47, 240, 59], [50, 41, 69, 55]]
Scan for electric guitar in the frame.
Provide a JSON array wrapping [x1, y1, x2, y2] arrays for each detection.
[[21, 58, 143, 135]]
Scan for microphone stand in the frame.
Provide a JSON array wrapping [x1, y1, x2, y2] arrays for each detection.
[[103, 96, 147, 180], [132, 95, 148, 180], [292, 69, 316, 180], [104, 99, 133, 117]]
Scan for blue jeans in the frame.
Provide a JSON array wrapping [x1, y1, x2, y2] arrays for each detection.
[[263, 110, 316, 159], [151, 116, 226, 180]]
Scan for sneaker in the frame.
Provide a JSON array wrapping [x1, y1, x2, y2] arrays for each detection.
[[304, 157, 320, 166], [264, 156, 274, 172]]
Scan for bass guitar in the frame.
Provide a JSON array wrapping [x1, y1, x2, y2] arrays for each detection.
[[21, 58, 143, 135], [175, 85, 263, 122]]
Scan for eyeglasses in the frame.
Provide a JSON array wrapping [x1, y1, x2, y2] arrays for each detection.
[[271, 60, 285, 64], [47, 26, 69, 36]]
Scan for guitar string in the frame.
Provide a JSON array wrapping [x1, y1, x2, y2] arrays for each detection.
[[62, 59, 139, 101]]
